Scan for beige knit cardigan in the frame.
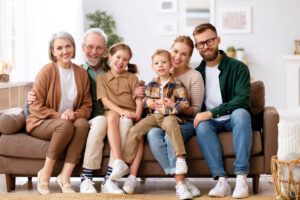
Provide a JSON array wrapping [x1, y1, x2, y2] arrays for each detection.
[[26, 62, 92, 132]]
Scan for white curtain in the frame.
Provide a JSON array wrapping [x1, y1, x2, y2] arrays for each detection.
[[0, 0, 14, 64], [2, 0, 84, 82]]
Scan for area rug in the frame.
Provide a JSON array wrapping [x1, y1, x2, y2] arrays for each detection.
[[0, 193, 276, 200]]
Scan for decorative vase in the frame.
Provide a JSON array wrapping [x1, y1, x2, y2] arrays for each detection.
[[236, 50, 245, 61]]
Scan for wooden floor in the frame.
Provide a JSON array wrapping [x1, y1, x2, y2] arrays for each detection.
[[0, 174, 275, 196]]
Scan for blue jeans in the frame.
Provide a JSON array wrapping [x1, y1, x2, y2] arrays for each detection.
[[147, 121, 195, 175], [195, 108, 252, 179]]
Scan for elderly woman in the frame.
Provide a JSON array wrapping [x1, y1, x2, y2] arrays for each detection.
[[26, 31, 92, 194]]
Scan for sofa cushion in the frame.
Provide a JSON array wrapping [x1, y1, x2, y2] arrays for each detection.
[[250, 81, 265, 115], [0, 108, 25, 135], [102, 131, 263, 161], [0, 133, 48, 159], [185, 130, 262, 160]]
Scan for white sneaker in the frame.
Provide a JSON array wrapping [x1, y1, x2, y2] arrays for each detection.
[[101, 179, 124, 194], [123, 175, 136, 194], [175, 158, 188, 175], [80, 179, 97, 193], [110, 159, 130, 181], [184, 179, 200, 197], [232, 174, 249, 199], [208, 177, 231, 197], [175, 182, 193, 200]]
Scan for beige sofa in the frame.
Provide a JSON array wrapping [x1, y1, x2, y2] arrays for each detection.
[[0, 81, 279, 193]]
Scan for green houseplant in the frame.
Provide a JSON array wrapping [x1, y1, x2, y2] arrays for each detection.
[[86, 10, 123, 49], [226, 46, 236, 58]]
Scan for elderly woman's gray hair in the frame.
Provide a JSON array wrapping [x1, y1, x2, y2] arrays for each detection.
[[49, 31, 76, 62], [83, 28, 107, 44]]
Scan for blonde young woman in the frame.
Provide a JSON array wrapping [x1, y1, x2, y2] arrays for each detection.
[[26, 31, 92, 194], [147, 36, 205, 200]]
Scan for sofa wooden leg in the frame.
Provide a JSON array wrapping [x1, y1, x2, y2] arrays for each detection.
[[28, 177, 32, 182], [252, 174, 260, 194], [11, 176, 16, 191], [5, 174, 15, 192], [140, 177, 146, 185]]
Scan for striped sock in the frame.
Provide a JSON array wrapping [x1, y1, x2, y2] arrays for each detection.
[[81, 168, 93, 182], [102, 166, 113, 185]]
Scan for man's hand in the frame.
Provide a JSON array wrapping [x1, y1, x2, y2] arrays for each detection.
[[27, 91, 37, 105], [193, 111, 212, 128]]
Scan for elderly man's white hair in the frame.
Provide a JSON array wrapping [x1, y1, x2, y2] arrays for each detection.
[[83, 28, 107, 44]]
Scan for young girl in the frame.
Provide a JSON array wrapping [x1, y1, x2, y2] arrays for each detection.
[[96, 43, 144, 194]]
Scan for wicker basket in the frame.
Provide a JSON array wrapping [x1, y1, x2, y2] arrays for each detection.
[[272, 155, 300, 199]]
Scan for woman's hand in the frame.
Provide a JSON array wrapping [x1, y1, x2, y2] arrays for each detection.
[[134, 80, 146, 97], [61, 109, 75, 121]]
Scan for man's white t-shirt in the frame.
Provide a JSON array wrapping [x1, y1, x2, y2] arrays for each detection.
[[205, 65, 230, 121]]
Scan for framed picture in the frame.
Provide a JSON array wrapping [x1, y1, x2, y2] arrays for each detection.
[[217, 6, 251, 34], [158, 21, 178, 36], [157, 0, 177, 13], [179, 0, 215, 35], [295, 40, 300, 55]]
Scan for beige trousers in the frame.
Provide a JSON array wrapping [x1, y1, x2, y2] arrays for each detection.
[[82, 115, 133, 169], [123, 113, 186, 164], [83, 115, 107, 170]]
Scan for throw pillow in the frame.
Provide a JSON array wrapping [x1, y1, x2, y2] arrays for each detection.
[[0, 108, 25, 135]]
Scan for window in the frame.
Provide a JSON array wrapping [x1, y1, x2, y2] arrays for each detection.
[[0, 0, 15, 73], [0, 0, 84, 82]]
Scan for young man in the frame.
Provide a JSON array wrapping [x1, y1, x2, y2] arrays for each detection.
[[193, 23, 252, 199]]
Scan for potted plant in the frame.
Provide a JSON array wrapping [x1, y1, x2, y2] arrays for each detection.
[[86, 10, 123, 49], [226, 46, 236, 58]]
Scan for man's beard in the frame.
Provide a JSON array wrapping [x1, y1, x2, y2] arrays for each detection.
[[87, 58, 101, 67], [200, 47, 219, 62]]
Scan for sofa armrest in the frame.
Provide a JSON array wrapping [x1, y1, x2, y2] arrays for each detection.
[[262, 106, 279, 174]]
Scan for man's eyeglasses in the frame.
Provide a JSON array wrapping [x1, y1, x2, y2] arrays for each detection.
[[195, 37, 217, 49]]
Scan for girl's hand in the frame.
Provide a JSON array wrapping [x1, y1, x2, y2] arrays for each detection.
[[133, 109, 143, 122], [118, 109, 136, 119], [163, 98, 175, 108], [132, 113, 141, 122]]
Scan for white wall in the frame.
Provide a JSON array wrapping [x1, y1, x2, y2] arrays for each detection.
[[83, 0, 300, 109]]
